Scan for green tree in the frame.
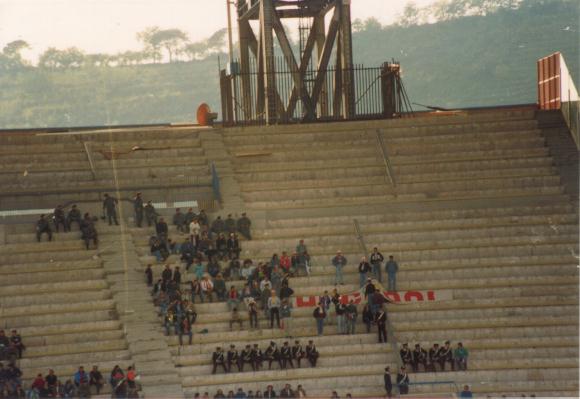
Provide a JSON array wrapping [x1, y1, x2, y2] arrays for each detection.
[[137, 26, 162, 63], [150, 28, 189, 62]]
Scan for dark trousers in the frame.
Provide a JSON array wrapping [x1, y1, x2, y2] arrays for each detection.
[[270, 308, 280, 328], [399, 385, 409, 395], [211, 361, 227, 374], [378, 323, 387, 343], [385, 384, 392, 398], [84, 236, 98, 250], [412, 360, 427, 372], [267, 357, 282, 370], [107, 211, 119, 225], [281, 357, 294, 369], [307, 354, 318, 367], [135, 210, 143, 227], [36, 228, 52, 242], [227, 360, 240, 373], [54, 217, 68, 232], [240, 359, 255, 372], [439, 357, 455, 371], [249, 312, 258, 329]]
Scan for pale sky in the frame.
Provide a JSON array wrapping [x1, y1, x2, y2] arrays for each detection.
[[0, 0, 438, 63]]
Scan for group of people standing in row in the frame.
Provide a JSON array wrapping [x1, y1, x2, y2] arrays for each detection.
[[332, 249, 399, 291]]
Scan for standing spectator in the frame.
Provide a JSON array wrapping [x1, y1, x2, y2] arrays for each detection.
[[454, 342, 469, 370], [102, 194, 119, 226], [375, 307, 387, 343], [358, 257, 371, 288], [229, 308, 243, 331], [144, 201, 158, 227], [198, 209, 209, 228], [9, 330, 24, 359], [173, 208, 186, 233], [237, 213, 252, 240], [247, 298, 259, 329], [363, 278, 377, 314], [80, 213, 99, 250], [280, 299, 293, 337], [384, 367, 393, 398], [133, 192, 143, 227], [362, 304, 373, 333], [180, 317, 193, 345], [385, 255, 399, 291], [332, 251, 347, 285], [345, 299, 358, 334], [335, 298, 347, 334], [268, 290, 281, 329], [313, 303, 326, 336], [89, 366, 103, 395], [397, 366, 410, 395], [370, 247, 384, 282], [319, 291, 331, 315], [36, 214, 53, 242]]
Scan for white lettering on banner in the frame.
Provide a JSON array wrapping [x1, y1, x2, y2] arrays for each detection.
[[293, 290, 453, 308]]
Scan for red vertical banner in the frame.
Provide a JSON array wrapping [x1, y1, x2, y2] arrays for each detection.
[[538, 52, 562, 110]]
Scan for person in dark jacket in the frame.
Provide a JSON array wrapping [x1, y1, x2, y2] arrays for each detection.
[[397, 366, 410, 395], [362, 304, 373, 333], [384, 366, 393, 398]]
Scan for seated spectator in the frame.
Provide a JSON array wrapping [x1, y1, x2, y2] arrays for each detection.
[[9, 330, 24, 359], [193, 259, 205, 281], [215, 233, 227, 260], [227, 233, 241, 259], [45, 369, 58, 397], [200, 275, 214, 303], [31, 373, 47, 397], [215, 389, 226, 399], [190, 278, 202, 303], [211, 347, 227, 375], [36, 214, 53, 242], [211, 274, 225, 302], [173, 208, 186, 233], [459, 385, 473, 398], [296, 385, 306, 398], [229, 308, 243, 331], [330, 391, 339, 399], [63, 380, 76, 398], [264, 386, 276, 398], [167, 238, 180, 255], [454, 342, 469, 370], [227, 286, 241, 311], [279, 252, 291, 275], [89, 366, 103, 395], [438, 341, 455, 371], [236, 213, 252, 240], [400, 343, 413, 370], [67, 204, 82, 231], [53, 204, 68, 232], [229, 257, 241, 280], [80, 213, 98, 250], [181, 238, 195, 271], [207, 258, 221, 279], [279, 385, 294, 398], [150, 236, 167, 263], [412, 343, 428, 372], [73, 366, 90, 398]]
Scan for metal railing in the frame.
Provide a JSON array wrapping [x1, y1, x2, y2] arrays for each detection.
[[353, 218, 368, 256], [82, 141, 97, 179], [375, 129, 397, 187]]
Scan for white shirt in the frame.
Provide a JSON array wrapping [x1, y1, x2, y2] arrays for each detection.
[[189, 221, 201, 235]]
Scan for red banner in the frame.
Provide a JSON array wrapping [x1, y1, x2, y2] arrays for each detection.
[[293, 289, 451, 308]]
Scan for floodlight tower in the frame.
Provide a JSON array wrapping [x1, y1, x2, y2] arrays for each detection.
[[235, 0, 355, 124]]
